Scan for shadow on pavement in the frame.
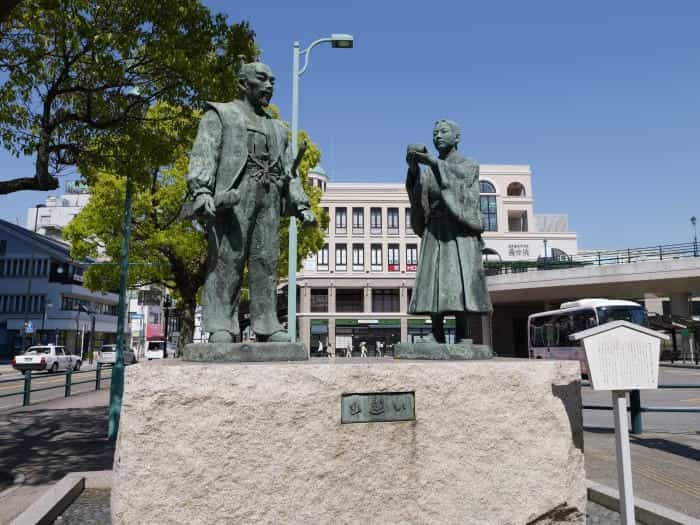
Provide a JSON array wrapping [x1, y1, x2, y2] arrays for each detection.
[[0, 407, 113, 492], [583, 426, 614, 434], [630, 435, 700, 462]]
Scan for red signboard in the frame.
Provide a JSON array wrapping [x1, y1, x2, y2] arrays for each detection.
[[146, 323, 164, 339], [388, 264, 400, 272], [407, 264, 417, 272]]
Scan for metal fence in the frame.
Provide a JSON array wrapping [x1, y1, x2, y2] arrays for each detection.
[[485, 241, 699, 275], [582, 382, 700, 434], [0, 364, 113, 407]]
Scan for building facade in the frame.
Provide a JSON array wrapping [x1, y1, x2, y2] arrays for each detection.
[[26, 182, 91, 241], [296, 165, 578, 354], [0, 219, 121, 359]]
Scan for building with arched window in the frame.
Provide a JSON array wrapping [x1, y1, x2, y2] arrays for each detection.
[[296, 164, 578, 354]]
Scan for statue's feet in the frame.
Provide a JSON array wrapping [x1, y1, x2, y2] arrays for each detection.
[[209, 331, 234, 343], [258, 330, 290, 343]]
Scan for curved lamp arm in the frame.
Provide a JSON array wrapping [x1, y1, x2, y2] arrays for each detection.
[[298, 37, 333, 76]]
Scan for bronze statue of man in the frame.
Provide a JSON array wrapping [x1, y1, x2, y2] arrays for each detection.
[[187, 62, 315, 343], [405, 120, 492, 343]]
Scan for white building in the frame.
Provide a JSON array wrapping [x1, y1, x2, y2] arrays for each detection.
[[296, 164, 578, 354], [26, 181, 91, 241]]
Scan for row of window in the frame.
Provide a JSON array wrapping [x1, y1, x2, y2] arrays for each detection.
[[0, 258, 50, 278], [310, 288, 408, 313], [61, 295, 118, 316], [323, 194, 502, 234], [316, 244, 419, 272], [327, 207, 408, 236], [0, 294, 46, 314]]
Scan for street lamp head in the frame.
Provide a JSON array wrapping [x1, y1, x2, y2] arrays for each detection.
[[331, 34, 354, 48]]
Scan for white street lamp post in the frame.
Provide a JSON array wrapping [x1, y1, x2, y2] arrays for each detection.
[[287, 34, 353, 343]]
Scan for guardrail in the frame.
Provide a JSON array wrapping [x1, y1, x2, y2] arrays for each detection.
[[485, 241, 700, 275], [0, 363, 113, 407], [582, 383, 700, 434]]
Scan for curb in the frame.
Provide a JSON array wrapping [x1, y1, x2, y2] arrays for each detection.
[[8, 471, 111, 525], [10, 474, 84, 525], [660, 363, 700, 370], [587, 480, 700, 525]]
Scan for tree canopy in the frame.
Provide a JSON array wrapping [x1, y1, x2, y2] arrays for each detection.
[[0, 0, 256, 194]]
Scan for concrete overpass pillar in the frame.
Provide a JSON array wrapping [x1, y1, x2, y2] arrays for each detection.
[[670, 292, 692, 360], [643, 293, 664, 316]]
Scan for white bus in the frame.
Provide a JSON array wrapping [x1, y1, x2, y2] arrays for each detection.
[[527, 299, 648, 376]]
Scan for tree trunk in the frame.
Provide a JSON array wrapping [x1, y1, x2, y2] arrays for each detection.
[[178, 296, 196, 357]]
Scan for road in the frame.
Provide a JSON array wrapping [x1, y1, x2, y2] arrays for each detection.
[[582, 366, 699, 519], [0, 363, 113, 411]]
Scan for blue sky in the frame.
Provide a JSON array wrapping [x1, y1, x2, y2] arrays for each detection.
[[1, 0, 699, 250]]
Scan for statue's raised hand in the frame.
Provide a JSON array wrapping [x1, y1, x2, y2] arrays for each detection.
[[300, 209, 316, 227], [193, 194, 216, 218]]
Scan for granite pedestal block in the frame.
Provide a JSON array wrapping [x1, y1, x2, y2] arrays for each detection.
[[112, 360, 585, 524]]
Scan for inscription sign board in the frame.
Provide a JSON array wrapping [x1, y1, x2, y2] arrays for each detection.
[[570, 321, 667, 391], [341, 392, 415, 424]]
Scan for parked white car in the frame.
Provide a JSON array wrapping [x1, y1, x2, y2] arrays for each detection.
[[12, 345, 81, 373], [145, 340, 168, 360], [97, 344, 137, 365]]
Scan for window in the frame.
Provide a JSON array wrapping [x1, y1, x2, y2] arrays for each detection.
[[335, 208, 347, 234], [480, 182, 497, 232], [310, 289, 329, 312], [352, 244, 364, 271], [372, 289, 400, 313], [508, 210, 528, 232], [370, 244, 383, 271], [322, 208, 329, 233], [336, 288, 364, 313], [406, 244, 418, 271], [370, 208, 382, 235], [387, 244, 400, 271], [507, 182, 526, 197], [352, 208, 364, 234], [387, 208, 399, 234], [0, 240, 6, 256], [317, 244, 329, 271], [405, 208, 412, 233], [335, 243, 347, 271]]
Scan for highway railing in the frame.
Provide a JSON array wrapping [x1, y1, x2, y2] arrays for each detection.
[[484, 241, 699, 275], [582, 382, 700, 434], [0, 363, 113, 408]]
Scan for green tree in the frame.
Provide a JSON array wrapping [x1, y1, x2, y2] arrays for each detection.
[[65, 102, 329, 348], [0, 0, 256, 194]]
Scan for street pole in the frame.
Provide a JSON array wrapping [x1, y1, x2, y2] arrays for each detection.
[[108, 177, 134, 441], [287, 41, 301, 343], [286, 34, 353, 343], [22, 204, 45, 351], [691, 216, 697, 257]]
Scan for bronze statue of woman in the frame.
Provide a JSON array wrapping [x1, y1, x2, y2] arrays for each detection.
[[405, 119, 492, 344]]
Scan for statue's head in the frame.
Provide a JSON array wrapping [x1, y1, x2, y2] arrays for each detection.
[[433, 119, 460, 153], [238, 62, 275, 109]]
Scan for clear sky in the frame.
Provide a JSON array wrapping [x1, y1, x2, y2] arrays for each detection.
[[1, 0, 699, 250]]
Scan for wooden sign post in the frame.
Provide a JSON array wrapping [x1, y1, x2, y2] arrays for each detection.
[[570, 320, 669, 525]]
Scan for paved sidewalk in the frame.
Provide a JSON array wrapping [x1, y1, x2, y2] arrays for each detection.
[[0, 389, 113, 524]]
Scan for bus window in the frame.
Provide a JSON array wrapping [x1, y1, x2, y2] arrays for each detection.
[[596, 306, 648, 327]]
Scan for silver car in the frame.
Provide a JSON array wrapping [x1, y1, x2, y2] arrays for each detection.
[[97, 344, 137, 365]]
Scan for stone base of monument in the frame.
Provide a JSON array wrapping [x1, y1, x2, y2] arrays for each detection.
[[112, 360, 585, 524], [182, 341, 307, 362], [394, 339, 493, 360]]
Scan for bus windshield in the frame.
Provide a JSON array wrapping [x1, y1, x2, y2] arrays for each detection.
[[596, 306, 648, 327]]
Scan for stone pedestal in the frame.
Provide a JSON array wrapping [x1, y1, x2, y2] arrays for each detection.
[[112, 360, 585, 524], [182, 341, 307, 362], [394, 340, 493, 360]]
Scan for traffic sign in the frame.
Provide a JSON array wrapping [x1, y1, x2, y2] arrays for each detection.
[[24, 321, 34, 334]]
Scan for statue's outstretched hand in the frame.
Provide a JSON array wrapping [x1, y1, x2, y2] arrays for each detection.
[[193, 194, 216, 218], [300, 209, 316, 227]]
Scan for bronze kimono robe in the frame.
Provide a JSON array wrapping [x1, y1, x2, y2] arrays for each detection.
[[406, 153, 493, 315]]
